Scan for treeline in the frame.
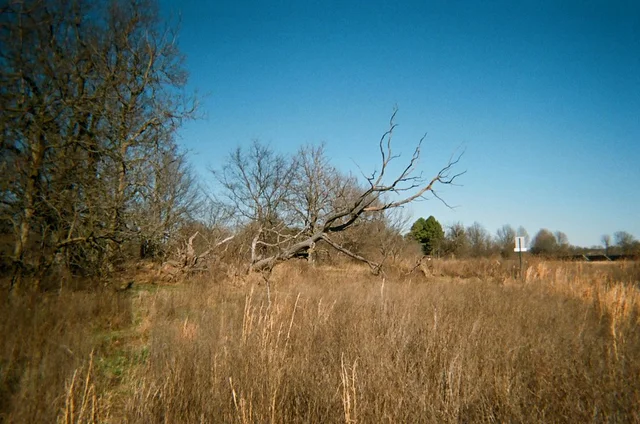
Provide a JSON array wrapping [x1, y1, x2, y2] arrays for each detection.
[[409, 216, 640, 259]]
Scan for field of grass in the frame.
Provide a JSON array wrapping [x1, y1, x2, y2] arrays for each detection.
[[1, 259, 639, 423]]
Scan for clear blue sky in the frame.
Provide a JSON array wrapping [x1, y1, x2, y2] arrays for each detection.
[[160, 0, 639, 248]]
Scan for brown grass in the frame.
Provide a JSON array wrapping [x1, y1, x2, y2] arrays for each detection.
[[0, 287, 132, 423], [1, 259, 639, 423]]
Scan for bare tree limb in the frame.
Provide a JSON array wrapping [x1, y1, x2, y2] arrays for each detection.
[[321, 234, 381, 273]]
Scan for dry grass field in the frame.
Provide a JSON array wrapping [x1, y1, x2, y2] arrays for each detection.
[[1, 259, 639, 423]]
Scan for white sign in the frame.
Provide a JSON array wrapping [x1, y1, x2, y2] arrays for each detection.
[[514, 236, 527, 252]]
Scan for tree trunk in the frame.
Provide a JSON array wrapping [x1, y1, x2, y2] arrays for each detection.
[[106, 142, 130, 271], [11, 132, 46, 293]]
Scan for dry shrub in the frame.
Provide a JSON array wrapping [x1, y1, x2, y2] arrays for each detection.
[[120, 261, 640, 423]]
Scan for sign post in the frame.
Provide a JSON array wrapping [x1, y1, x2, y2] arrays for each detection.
[[514, 237, 527, 279]]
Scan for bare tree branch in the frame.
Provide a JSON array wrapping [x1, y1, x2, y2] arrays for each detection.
[[321, 234, 381, 273]]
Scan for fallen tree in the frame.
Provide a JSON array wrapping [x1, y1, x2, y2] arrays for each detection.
[[216, 109, 465, 274]]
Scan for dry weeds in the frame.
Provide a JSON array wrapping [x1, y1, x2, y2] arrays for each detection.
[[1, 259, 639, 423]]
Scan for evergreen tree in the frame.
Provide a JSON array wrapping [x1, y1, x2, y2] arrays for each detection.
[[409, 216, 444, 255]]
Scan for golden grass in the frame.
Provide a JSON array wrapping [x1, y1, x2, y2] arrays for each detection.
[[1, 259, 639, 423]]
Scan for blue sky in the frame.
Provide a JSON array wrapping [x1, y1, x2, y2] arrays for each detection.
[[161, 0, 639, 247]]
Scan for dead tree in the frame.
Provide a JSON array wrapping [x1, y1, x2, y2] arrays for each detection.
[[161, 231, 234, 280], [249, 109, 464, 273]]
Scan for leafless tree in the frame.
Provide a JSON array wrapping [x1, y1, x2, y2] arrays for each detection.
[[288, 143, 396, 264], [443, 222, 469, 258], [243, 110, 465, 272], [288, 143, 341, 250], [530, 229, 558, 256], [134, 146, 202, 260], [466, 222, 492, 257], [357, 208, 413, 265], [1, 0, 196, 291], [496, 224, 517, 258], [601, 234, 611, 256], [213, 140, 299, 265], [554, 231, 569, 246], [554, 231, 570, 255], [614, 231, 636, 255]]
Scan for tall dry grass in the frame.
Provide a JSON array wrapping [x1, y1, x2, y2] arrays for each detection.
[[120, 260, 640, 423], [0, 288, 132, 423], [1, 259, 639, 423]]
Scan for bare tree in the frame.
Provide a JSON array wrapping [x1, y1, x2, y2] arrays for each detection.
[[287, 143, 341, 262], [554, 231, 570, 256], [287, 143, 401, 265], [1, 0, 196, 291], [213, 140, 298, 265], [496, 224, 516, 258], [135, 146, 202, 260], [554, 231, 569, 246], [372, 208, 414, 264], [530, 229, 558, 256], [444, 222, 469, 258], [95, 0, 197, 269], [467, 222, 492, 257], [601, 234, 611, 256], [246, 110, 464, 272], [614, 231, 636, 255]]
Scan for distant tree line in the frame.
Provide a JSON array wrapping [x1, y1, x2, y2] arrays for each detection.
[[408, 217, 639, 259]]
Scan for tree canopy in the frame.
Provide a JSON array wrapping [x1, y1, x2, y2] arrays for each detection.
[[409, 216, 444, 256]]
